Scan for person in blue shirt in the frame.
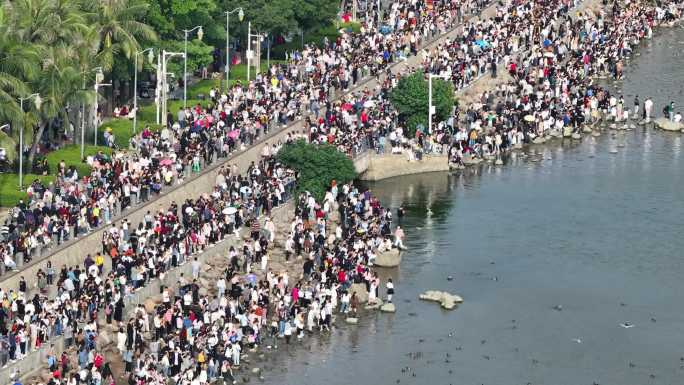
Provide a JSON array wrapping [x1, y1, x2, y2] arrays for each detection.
[[78, 349, 88, 369]]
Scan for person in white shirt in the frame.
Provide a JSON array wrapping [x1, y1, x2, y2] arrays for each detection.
[[192, 257, 201, 279], [386, 278, 395, 303], [217, 277, 226, 298], [644, 97, 653, 121]]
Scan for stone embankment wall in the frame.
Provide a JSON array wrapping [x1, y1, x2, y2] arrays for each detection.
[[356, 153, 449, 181]]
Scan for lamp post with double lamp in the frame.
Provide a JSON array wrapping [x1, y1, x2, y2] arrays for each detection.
[[183, 25, 204, 109], [18, 93, 42, 190], [161, 50, 186, 127], [133, 48, 155, 134], [94, 72, 112, 146], [80, 67, 103, 160], [225, 7, 245, 90], [428, 73, 448, 134]]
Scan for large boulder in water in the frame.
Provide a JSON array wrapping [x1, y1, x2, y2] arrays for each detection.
[[374, 248, 401, 267], [654, 118, 683, 132], [349, 283, 369, 303], [364, 299, 383, 310], [419, 290, 463, 310], [462, 155, 482, 166], [380, 302, 396, 313]]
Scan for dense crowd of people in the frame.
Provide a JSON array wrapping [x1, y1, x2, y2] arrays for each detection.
[[448, 0, 682, 164], [1, 0, 682, 384], [0, 155, 296, 379], [108, 181, 397, 385], [0, 0, 488, 272]]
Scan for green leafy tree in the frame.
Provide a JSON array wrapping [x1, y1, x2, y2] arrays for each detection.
[[146, 0, 222, 43], [85, 0, 158, 72], [0, 5, 38, 127], [390, 71, 454, 137], [2, 0, 93, 164], [276, 139, 357, 201], [293, 0, 339, 32], [222, 0, 296, 36], [163, 39, 215, 78]]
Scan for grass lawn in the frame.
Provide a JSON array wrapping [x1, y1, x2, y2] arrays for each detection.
[[0, 173, 55, 207], [0, 145, 110, 207], [44, 144, 112, 177]]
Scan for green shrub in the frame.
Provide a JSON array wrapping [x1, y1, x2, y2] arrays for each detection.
[[390, 71, 454, 137], [276, 140, 357, 201]]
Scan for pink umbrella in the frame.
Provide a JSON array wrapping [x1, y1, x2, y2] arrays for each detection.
[[228, 129, 240, 139], [159, 158, 173, 166]]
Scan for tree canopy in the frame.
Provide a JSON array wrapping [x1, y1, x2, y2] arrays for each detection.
[[389, 71, 455, 137], [276, 140, 357, 202], [0, 0, 158, 164]]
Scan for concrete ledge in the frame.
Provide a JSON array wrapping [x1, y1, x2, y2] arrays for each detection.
[[373, 248, 402, 267], [357, 153, 449, 181]]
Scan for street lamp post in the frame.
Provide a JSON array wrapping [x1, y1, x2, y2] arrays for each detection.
[[155, 51, 162, 125], [225, 8, 245, 90], [161, 50, 186, 127], [18, 93, 41, 190], [183, 26, 204, 109], [246, 23, 262, 82], [94, 73, 112, 146], [428, 73, 448, 134], [134, 48, 155, 134], [81, 67, 103, 160], [247, 22, 252, 81], [264, 34, 271, 69]]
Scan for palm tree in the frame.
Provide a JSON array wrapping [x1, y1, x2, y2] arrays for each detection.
[[0, 4, 39, 131], [84, 0, 158, 72], [82, 0, 157, 119], [1, 0, 89, 162], [0, 0, 157, 166]]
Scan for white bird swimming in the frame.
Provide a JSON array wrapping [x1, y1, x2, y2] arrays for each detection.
[[572, 338, 582, 344], [620, 322, 635, 329]]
